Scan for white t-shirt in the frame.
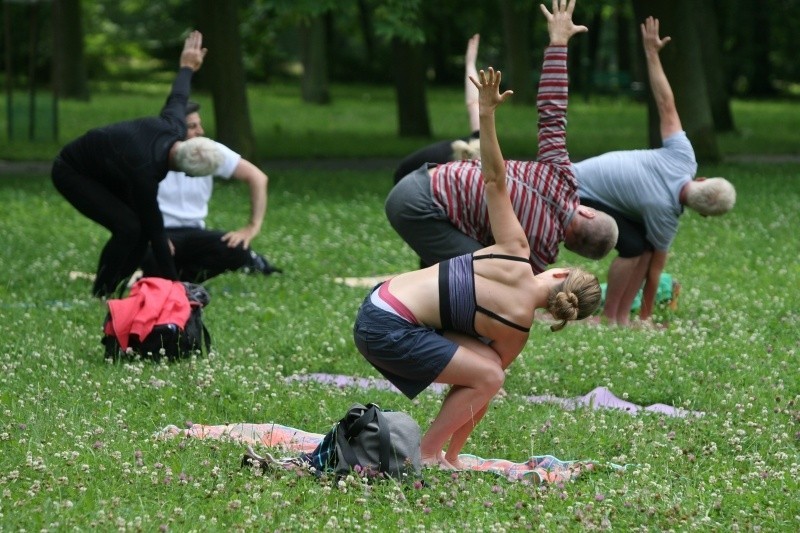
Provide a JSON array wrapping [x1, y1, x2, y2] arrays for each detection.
[[158, 141, 241, 228], [574, 132, 697, 251]]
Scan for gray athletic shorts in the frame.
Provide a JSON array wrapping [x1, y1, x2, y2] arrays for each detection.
[[353, 285, 457, 399], [385, 165, 483, 266]]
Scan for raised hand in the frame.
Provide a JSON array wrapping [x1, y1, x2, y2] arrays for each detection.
[[180, 30, 207, 72], [469, 67, 514, 115], [539, 0, 588, 46], [641, 16, 671, 54]]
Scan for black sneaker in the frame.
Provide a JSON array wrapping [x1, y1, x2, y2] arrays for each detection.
[[244, 251, 282, 275]]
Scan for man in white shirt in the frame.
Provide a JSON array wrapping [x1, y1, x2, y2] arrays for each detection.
[[141, 101, 279, 282]]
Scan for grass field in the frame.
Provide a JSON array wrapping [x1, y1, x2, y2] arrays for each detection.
[[0, 84, 799, 530]]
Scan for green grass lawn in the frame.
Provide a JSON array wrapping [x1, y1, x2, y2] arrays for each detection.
[[0, 151, 798, 529]]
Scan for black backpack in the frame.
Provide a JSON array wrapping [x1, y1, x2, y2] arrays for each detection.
[[102, 280, 211, 361]]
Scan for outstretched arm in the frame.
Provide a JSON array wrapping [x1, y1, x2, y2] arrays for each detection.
[[641, 17, 682, 139], [162, 31, 207, 124], [535, 0, 587, 165], [222, 159, 269, 249], [465, 34, 481, 134], [470, 68, 522, 250]]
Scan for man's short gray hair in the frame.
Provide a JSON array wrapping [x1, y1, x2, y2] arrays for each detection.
[[175, 136, 223, 177], [565, 210, 619, 260], [685, 177, 736, 216]]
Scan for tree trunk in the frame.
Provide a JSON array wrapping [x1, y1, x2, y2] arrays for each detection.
[[616, 4, 634, 95], [52, 0, 89, 101], [356, 0, 376, 69], [300, 13, 331, 104], [195, 0, 258, 163], [499, 0, 535, 105], [746, 0, 774, 96], [391, 38, 430, 138], [696, 0, 735, 132], [632, 0, 720, 163]]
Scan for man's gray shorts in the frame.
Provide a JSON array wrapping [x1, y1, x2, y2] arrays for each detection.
[[385, 164, 483, 266]]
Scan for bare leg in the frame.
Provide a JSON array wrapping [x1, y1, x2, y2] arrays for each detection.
[[440, 332, 501, 466], [602, 256, 632, 323], [603, 257, 638, 324], [604, 255, 646, 325], [615, 252, 652, 325], [444, 401, 489, 467], [620, 252, 653, 325], [419, 342, 504, 467]]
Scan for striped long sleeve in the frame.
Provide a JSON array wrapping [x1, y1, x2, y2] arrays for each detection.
[[432, 46, 579, 274]]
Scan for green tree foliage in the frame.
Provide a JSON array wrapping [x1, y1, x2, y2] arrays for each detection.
[[81, 0, 193, 77], [716, 0, 800, 96], [369, 0, 424, 44], [52, 0, 90, 100]]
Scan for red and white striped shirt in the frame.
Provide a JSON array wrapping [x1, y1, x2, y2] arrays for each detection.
[[431, 46, 578, 274]]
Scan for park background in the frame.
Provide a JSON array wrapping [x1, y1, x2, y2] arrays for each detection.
[[1, 0, 799, 530]]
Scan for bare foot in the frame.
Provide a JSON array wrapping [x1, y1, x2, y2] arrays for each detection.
[[442, 455, 466, 470], [421, 451, 460, 470]]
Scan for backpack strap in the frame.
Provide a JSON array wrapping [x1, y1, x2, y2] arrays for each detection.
[[200, 322, 212, 354], [373, 409, 392, 471], [337, 405, 393, 472], [335, 423, 360, 468], [344, 404, 377, 439]]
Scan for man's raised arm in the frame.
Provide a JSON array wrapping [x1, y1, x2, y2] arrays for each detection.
[[641, 17, 682, 139], [535, 0, 587, 166]]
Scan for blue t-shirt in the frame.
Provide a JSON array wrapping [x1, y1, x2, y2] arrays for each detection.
[[574, 131, 697, 250]]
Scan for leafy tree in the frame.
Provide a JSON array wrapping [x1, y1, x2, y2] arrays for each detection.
[[237, 1, 290, 83], [632, 0, 720, 163], [768, 0, 800, 88], [81, 0, 192, 78], [258, 0, 337, 104], [499, 0, 536, 105], [298, 12, 331, 104], [370, 0, 430, 137], [53, 0, 90, 100], [696, 0, 734, 132], [195, 0, 258, 161]]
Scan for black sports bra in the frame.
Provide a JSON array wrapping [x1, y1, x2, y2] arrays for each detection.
[[439, 252, 531, 336]]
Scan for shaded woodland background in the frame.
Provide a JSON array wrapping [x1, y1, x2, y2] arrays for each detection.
[[4, 0, 799, 163]]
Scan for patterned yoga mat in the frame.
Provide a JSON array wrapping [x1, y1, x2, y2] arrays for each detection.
[[156, 422, 621, 484], [156, 372, 697, 484]]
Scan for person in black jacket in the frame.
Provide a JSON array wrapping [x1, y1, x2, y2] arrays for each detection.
[[52, 31, 223, 298]]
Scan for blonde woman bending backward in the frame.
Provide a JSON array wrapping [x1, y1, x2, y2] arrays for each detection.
[[353, 0, 599, 469]]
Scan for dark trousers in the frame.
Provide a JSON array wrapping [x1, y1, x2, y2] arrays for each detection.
[[52, 158, 149, 297], [141, 227, 253, 283]]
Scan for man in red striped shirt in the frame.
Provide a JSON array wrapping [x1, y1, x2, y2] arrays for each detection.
[[386, 5, 618, 274]]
